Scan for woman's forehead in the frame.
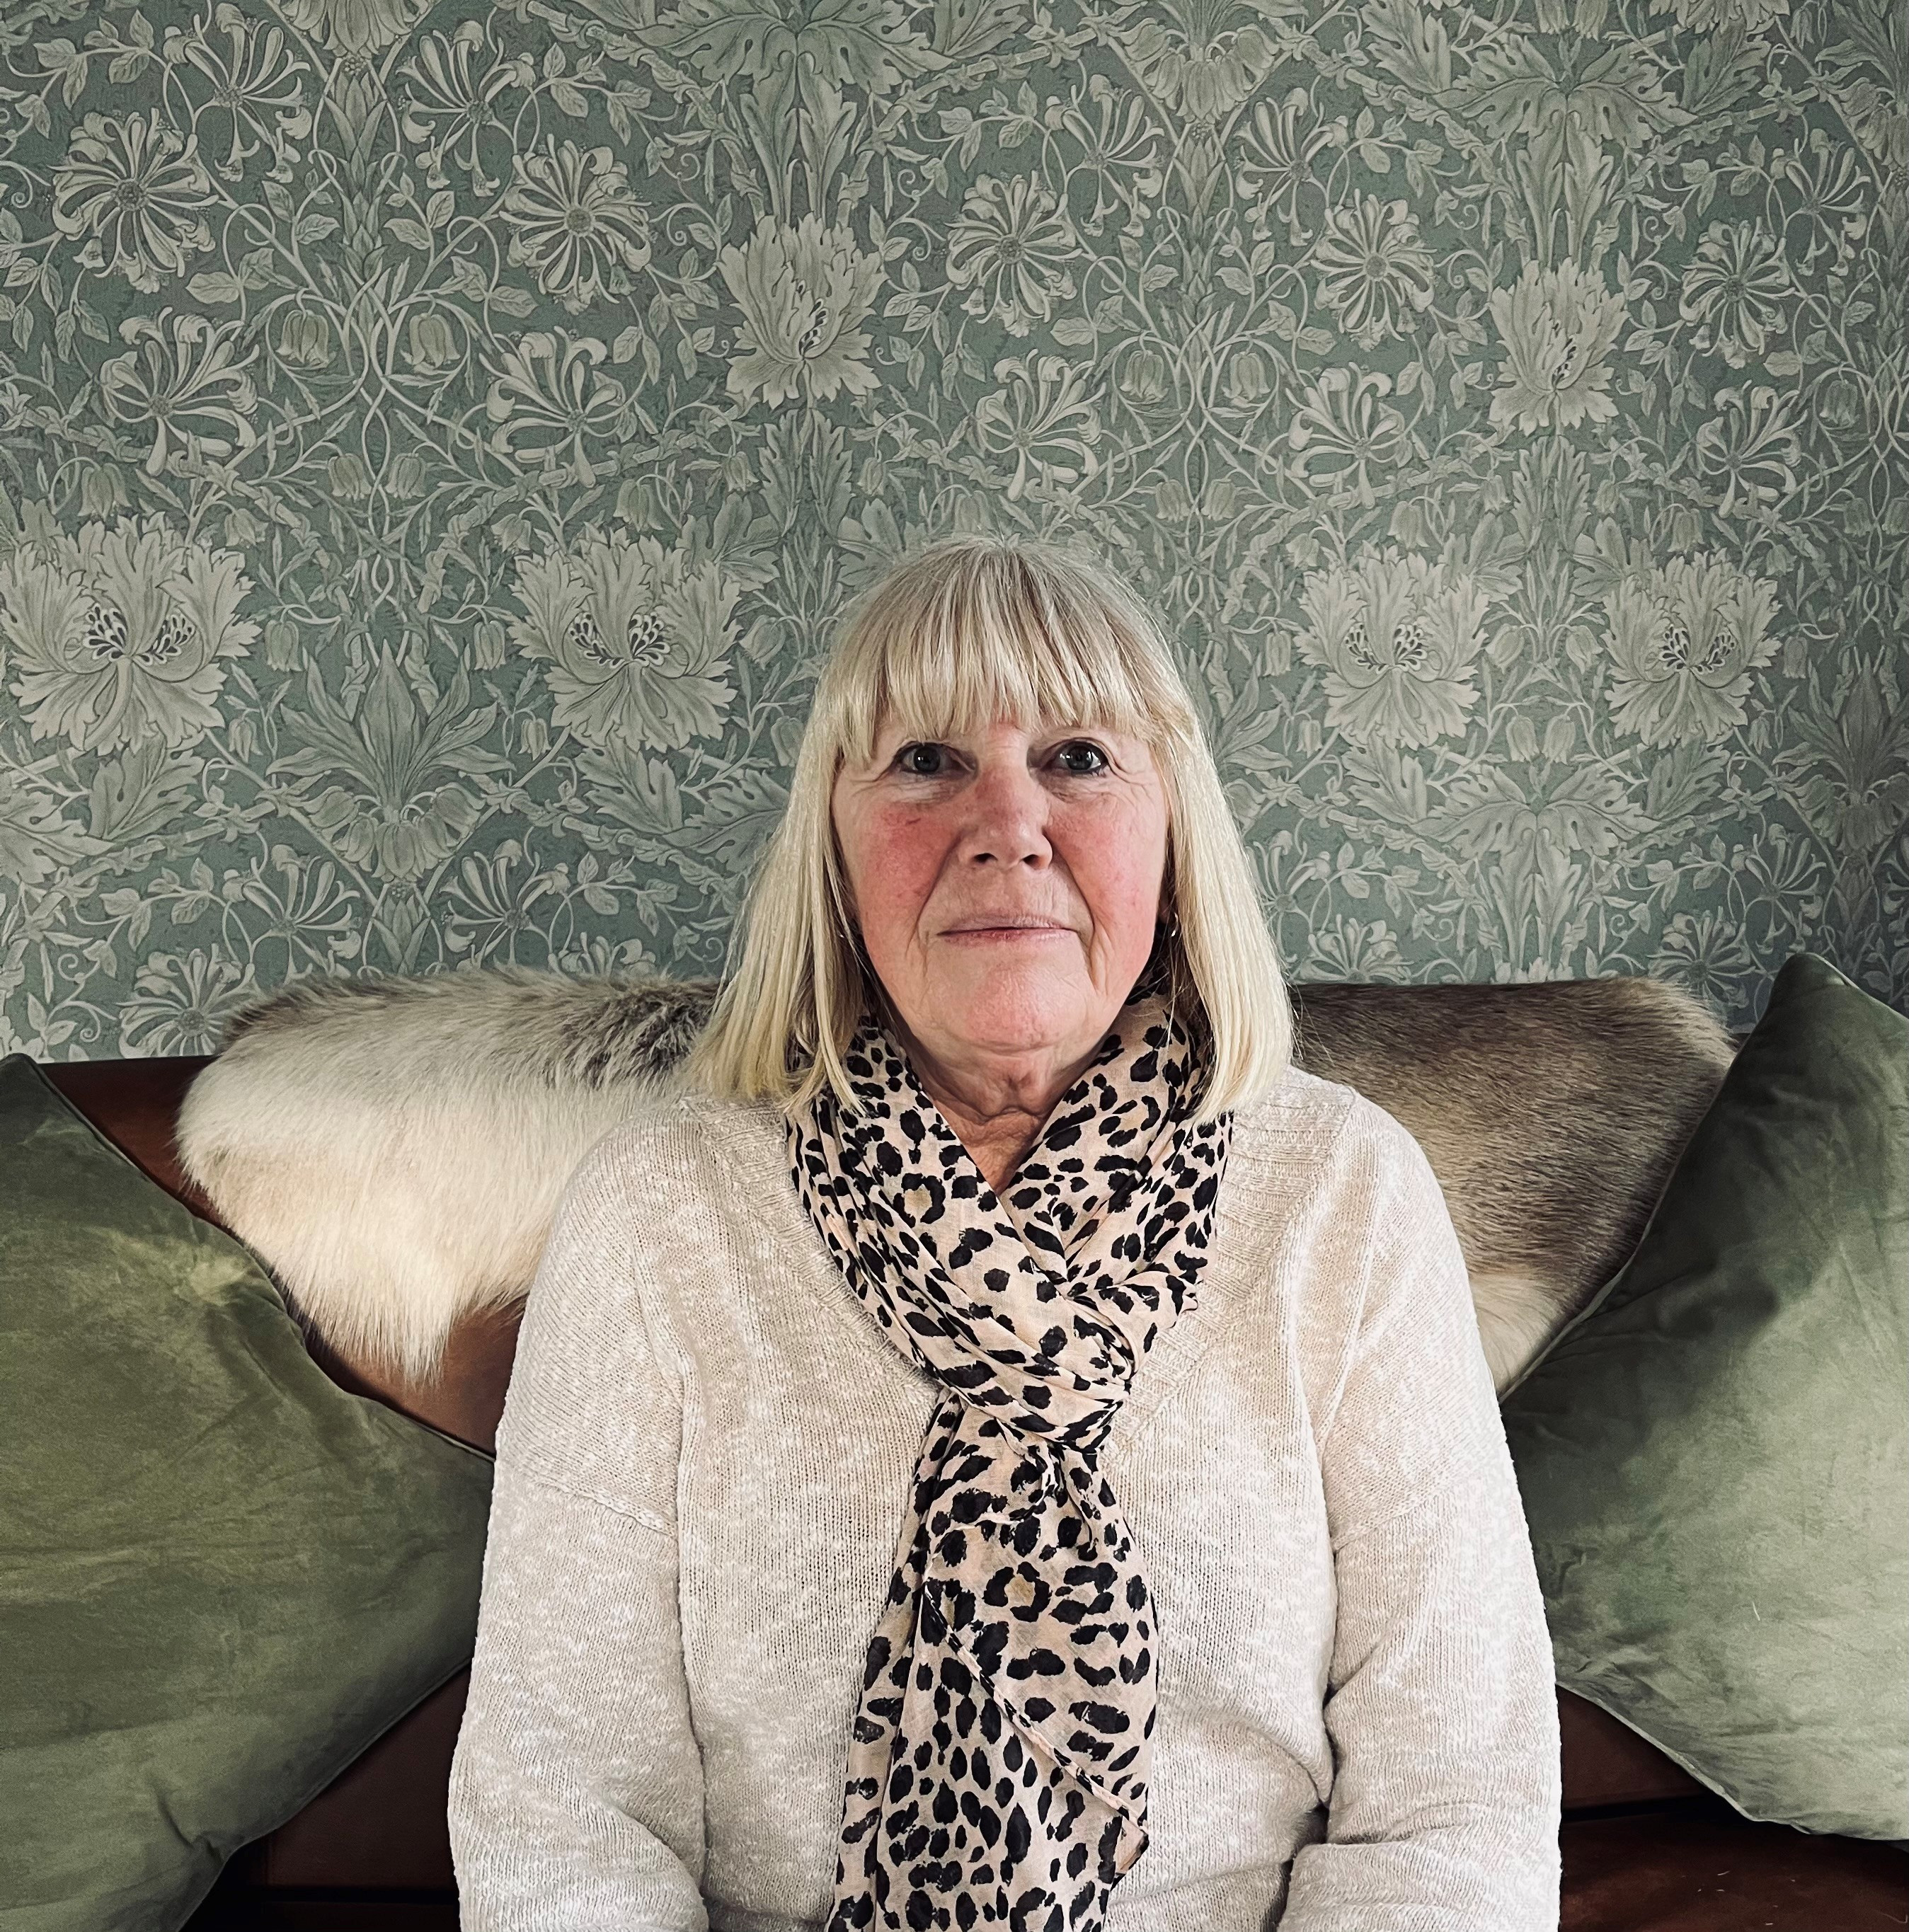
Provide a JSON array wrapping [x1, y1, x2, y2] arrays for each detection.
[[846, 610, 1157, 735]]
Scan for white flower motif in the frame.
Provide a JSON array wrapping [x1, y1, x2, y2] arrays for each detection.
[[717, 214, 883, 408], [0, 514, 258, 753], [946, 177, 1078, 338], [1603, 555, 1779, 746], [1311, 195, 1435, 348], [1488, 261, 1627, 433], [1295, 548, 1490, 747], [508, 531, 741, 752], [98, 310, 260, 477], [51, 110, 213, 292], [483, 332, 625, 487], [501, 139, 653, 312]]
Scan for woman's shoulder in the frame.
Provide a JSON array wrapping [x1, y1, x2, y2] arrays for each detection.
[[524, 1089, 790, 1345], [571, 1086, 789, 1211], [504, 1095, 772, 1503], [1224, 1064, 1438, 1217]]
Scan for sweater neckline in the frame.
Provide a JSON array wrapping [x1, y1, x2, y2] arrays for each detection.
[[684, 1089, 1280, 1449]]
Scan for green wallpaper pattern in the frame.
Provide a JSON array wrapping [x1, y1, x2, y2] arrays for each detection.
[[0, 0, 1901, 1057]]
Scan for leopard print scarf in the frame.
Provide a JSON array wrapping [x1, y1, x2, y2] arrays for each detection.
[[786, 993, 1233, 1932]]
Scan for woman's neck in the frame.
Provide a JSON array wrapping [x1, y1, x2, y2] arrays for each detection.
[[876, 992, 1162, 1195], [915, 1080, 1050, 1195], [895, 1021, 1093, 1194]]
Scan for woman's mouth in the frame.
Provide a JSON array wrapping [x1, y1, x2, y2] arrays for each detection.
[[942, 921, 1072, 941]]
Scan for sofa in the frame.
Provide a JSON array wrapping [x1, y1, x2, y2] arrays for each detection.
[[36, 1033, 1909, 1932]]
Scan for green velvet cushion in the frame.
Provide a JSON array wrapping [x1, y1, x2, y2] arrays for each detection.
[[0, 1054, 495, 1930], [1501, 953, 1908, 1844]]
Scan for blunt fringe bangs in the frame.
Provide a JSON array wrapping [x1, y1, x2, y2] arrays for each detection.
[[678, 535, 1292, 1127]]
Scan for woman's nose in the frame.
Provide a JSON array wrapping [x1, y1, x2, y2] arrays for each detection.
[[960, 759, 1052, 868]]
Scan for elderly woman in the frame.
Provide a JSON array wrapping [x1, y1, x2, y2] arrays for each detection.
[[447, 537, 1561, 1931]]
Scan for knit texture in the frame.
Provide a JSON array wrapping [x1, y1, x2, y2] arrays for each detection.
[[448, 1065, 1562, 1931]]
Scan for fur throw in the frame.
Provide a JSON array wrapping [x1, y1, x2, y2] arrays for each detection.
[[176, 968, 1734, 1395]]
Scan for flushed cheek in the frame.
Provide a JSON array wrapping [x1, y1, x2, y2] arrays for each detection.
[[849, 806, 951, 952], [1062, 803, 1165, 936]]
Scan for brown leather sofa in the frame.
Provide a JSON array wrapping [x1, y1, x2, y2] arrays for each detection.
[[40, 1053, 1909, 1932]]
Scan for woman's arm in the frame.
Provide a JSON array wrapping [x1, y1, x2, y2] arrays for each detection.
[[449, 1124, 709, 1931], [1280, 1104, 1562, 1932]]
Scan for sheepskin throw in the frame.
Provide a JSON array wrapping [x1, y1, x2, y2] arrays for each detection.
[[177, 968, 1733, 1393]]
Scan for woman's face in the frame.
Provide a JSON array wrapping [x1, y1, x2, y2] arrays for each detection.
[[831, 713, 1170, 1086]]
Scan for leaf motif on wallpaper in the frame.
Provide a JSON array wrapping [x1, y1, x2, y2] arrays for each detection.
[[1113, 0, 1300, 126], [1362, 0, 1454, 100], [1, 757, 96, 887], [672, 766, 792, 892], [1338, 747, 1432, 834], [1776, 663, 1909, 855], [929, 0, 1026, 60], [84, 743, 204, 845], [1438, 764, 1646, 866], [270, 657, 508, 880], [1456, 32, 1680, 145], [1639, 740, 1723, 833], [646, 0, 942, 91], [1676, 18, 1765, 117], [576, 741, 687, 836]]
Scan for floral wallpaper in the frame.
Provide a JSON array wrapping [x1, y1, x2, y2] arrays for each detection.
[[0, 0, 1901, 1059]]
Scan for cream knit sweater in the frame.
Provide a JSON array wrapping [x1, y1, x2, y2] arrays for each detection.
[[447, 1066, 1562, 1931]]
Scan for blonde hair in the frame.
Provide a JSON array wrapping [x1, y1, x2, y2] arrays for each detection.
[[677, 534, 1292, 1125]]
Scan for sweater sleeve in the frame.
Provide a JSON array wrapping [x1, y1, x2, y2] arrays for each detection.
[[448, 1122, 710, 1931], [1279, 1104, 1562, 1932]]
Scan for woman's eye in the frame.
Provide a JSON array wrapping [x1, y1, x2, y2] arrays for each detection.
[[896, 742, 951, 776], [1055, 741, 1109, 775]]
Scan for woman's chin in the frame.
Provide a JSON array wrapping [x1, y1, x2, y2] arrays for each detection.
[[917, 970, 1094, 1056]]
